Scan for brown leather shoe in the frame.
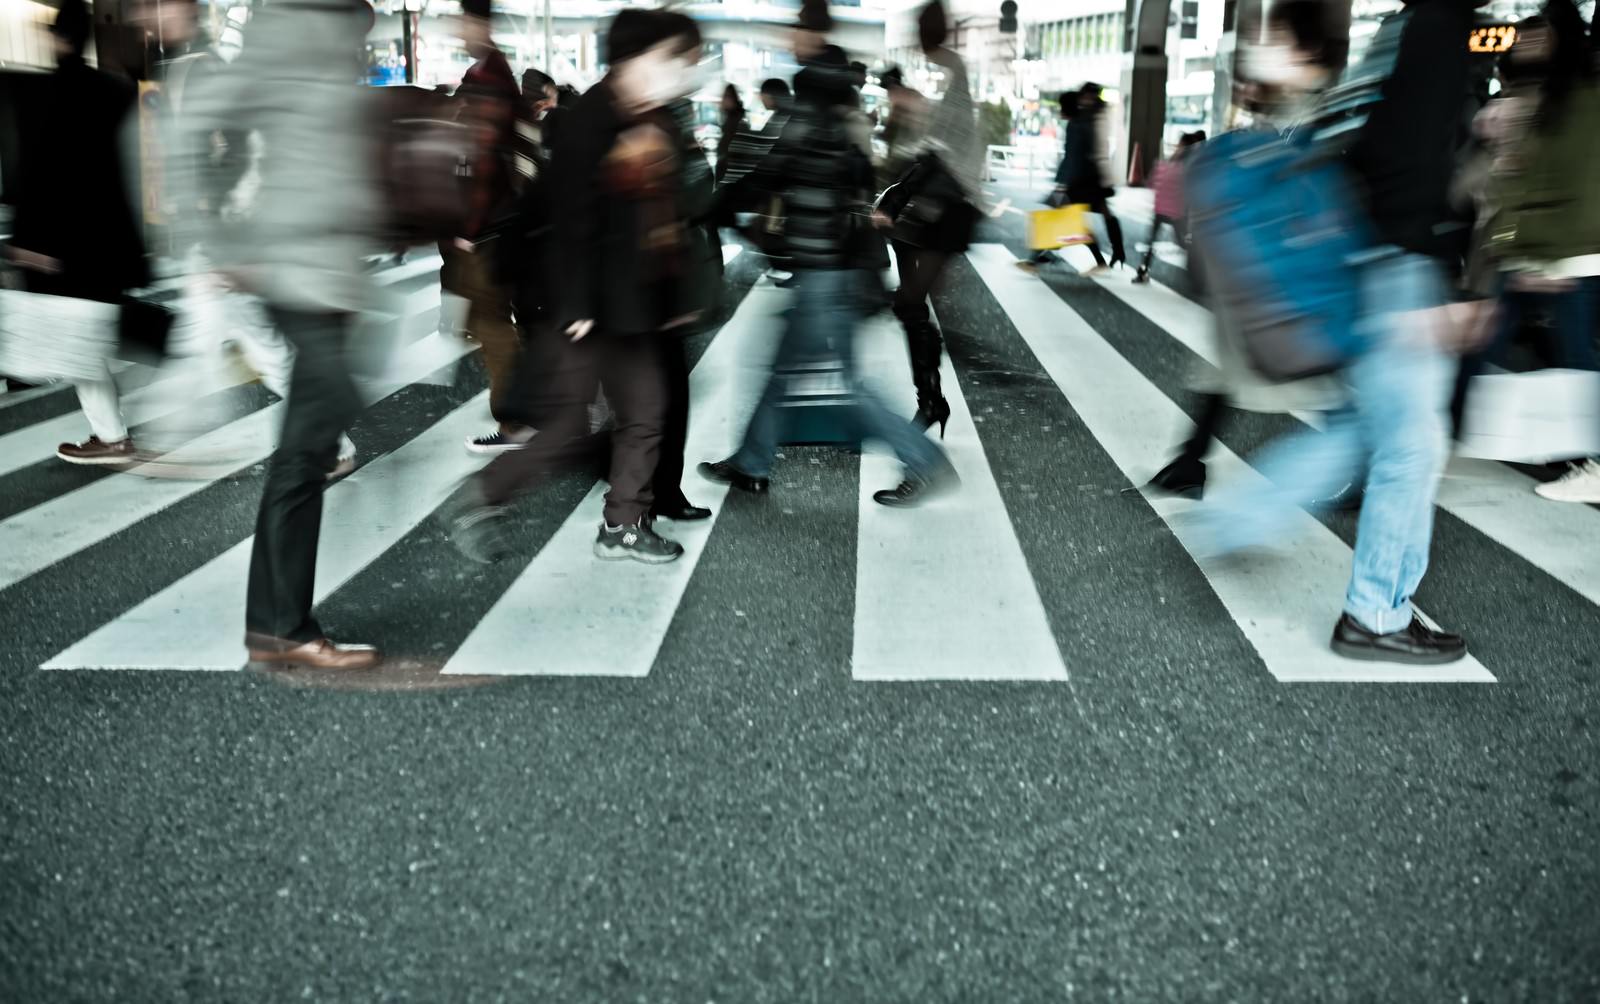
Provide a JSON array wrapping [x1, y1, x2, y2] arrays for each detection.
[[246, 637, 381, 670], [57, 436, 137, 465]]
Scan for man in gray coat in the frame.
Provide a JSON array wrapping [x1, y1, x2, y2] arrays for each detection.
[[185, 0, 382, 670]]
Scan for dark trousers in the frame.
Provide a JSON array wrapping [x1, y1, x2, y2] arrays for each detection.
[[1140, 213, 1181, 271], [245, 309, 363, 645], [891, 239, 950, 390], [1175, 391, 1229, 463], [1084, 198, 1126, 267], [444, 245, 522, 425], [653, 336, 692, 508], [478, 332, 669, 526]]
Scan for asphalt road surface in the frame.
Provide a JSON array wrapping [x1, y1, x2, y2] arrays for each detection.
[[2, 208, 1597, 1001]]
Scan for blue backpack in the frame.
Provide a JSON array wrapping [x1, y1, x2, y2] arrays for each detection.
[[1185, 126, 1376, 381]]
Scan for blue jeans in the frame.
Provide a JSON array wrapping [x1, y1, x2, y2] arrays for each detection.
[[1203, 253, 1453, 634], [730, 268, 948, 481]]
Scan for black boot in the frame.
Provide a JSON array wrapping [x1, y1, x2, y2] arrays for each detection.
[[1145, 455, 1206, 499], [907, 321, 951, 439]]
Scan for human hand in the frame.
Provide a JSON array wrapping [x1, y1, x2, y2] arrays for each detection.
[[453, 237, 476, 254], [871, 209, 893, 230], [5, 247, 61, 274], [567, 319, 595, 341]]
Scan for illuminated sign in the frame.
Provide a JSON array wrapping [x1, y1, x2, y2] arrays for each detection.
[[1469, 24, 1518, 54]]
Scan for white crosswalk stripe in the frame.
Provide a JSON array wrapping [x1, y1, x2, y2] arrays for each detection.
[[15, 248, 1594, 682], [851, 304, 1066, 682]]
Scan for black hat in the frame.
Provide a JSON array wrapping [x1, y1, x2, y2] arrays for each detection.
[[917, 1, 949, 51], [606, 8, 678, 65], [51, 0, 93, 53], [797, 0, 832, 33]]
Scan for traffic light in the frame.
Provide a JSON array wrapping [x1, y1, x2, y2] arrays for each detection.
[[999, 0, 1018, 33]]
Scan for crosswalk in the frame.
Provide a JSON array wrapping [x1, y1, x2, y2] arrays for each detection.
[[7, 247, 1595, 684]]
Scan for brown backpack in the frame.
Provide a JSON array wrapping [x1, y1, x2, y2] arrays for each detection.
[[370, 86, 475, 245]]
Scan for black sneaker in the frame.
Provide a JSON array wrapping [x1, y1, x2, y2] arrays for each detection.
[[872, 463, 960, 508], [1145, 456, 1206, 499], [465, 428, 533, 455], [1329, 614, 1466, 666], [697, 460, 769, 494], [594, 520, 684, 564]]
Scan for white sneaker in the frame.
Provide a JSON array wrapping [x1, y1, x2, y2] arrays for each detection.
[[1534, 459, 1600, 503]]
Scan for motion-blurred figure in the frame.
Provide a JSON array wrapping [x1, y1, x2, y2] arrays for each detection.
[[1199, 0, 1479, 666], [700, 4, 957, 508], [184, 0, 381, 670], [1132, 130, 1205, 284], [450, 0, 528, 457], [6, 0, 148, 465], [1464, 0, 1600, 502], [1146, 5, 1346, 501], [875, 66, 928, 193], [875, 0, 982, 439], [1040, 83, 1127, 273], [449, 8, 714, 564]]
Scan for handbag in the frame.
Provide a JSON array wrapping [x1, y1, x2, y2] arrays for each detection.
[[119, 296, 175, 365], [0, 288, 119, 382], [846, 207, 890, 272], [1027, 204, 1093, 251], [1457, 368, 1600, 464]]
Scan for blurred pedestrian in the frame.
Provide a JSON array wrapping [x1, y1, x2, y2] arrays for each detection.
[[1472, 0, 1600, 502], [5, 0, 149, 465], [1198, 0, 1480, 665], [448, 8, 714, 564], [182, 0, 383, 669], [1147, 4, 1346, 500], [1132, 130, 1205, 284], [714, 83, 746, 182], [1058, 83, 1126, 273], [875, 65, 928, 193], [449, 0, 528, 457], [700, 10, 958, 509], [874, 0, 982, 439]]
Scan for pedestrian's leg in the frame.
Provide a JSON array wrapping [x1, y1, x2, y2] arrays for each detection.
[[599, 343, 670, 528], [729, 270, 829, 478], [651, 337, 693, 509], [454, 249, 522, 428], [74, 363, 128, 443], [245, 310, 362, 644], [1102, 201, 1127, 265], [1343, 255, 1452, 635], [476, 336, 598, 507]]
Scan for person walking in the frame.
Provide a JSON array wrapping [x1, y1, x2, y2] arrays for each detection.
[[447, 8, 714, 564], [5, 0, 149, 465], [1059, 83, 1127, 273], [874, 0, 982, 439], [699, 7, 958, 509], [182, 0, 383, 670], [714, 83, 747, 182], [1197, 0, 1481, 665], [449, 0, 529, 456], [1132, 130, 1204, 284]]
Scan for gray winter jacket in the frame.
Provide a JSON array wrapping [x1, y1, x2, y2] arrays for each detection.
[[181, 0, 378, 313]]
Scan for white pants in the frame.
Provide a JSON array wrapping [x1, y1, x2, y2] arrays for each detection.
[[144, 258, 355, 459], [75, 364, 128, 443]]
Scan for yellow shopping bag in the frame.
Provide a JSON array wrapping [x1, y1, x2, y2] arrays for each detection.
[[1027, 204, 1093, 251]]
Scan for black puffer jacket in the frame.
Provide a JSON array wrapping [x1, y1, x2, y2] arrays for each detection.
[[1346, 0, 1474, 259], [720, 58, 870, 270]]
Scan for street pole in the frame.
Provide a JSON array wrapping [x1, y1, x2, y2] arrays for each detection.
[[543, 0, 553, 74], [402, 7, 415, 84]]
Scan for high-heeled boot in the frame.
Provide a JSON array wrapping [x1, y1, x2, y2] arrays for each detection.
[[907, 322, 951, 438]]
